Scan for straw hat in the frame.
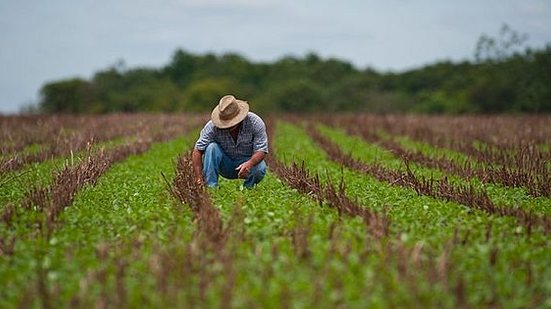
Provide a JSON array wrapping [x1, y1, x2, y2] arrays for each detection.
[[211, 95, 249, 129]]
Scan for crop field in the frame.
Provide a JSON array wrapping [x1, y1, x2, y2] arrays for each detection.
[[1, 114, 550, 308]]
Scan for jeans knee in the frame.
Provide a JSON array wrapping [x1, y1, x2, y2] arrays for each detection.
[[252, 161, 267, 178], [244, 160, 267, 188]]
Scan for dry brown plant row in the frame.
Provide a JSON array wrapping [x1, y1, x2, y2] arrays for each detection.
[[269, 159, 391, 240], [163, 151, 238, 307], [0, 116, 207, 304], [6, 117, 197, 240], [117, 120, 471, 307], [1, 115, 81, 154], [1, 114, 143, 154], [8, 144, 230, 307], [296, 115, 550, 198], [316, 114, 551, 174], [0, 203, 16, 256], [168, 152, 227, 246], [376, 136, 550, 198], [61, 210, 472, 308], [305, 125, 551, 235], [265, 119, 485, 306], [317, 120, 551, 198], [20, 141, 151, 238], [265, 119, 391, 239], [275, 119, 540, 303], [0, 114, 205, 175], [27, 120, 509, 307], [322, 114, 551, 150]]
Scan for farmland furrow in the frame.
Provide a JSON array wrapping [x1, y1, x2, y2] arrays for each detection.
[[317, 118, 551, 198], [15, 117, 197, 234], [1, 115, 77, 154], [186, 121, 461, 307], [21, 140, 152, 236], [170, 151, 226, 245], [265, 121, 390, 238], [273, 121, 550, 307], [317, 114, 551, 177], [158, 151, 240, 307], [388, 133, 551, 214], [114, 120, 473, 307], [0, 114, 161, 154], [307, 124, 551, 235], [0, 136, 141, 216], [2, 115, 550, 308], [0, 130, 199, 307], [0, 114, 203, 175], [0, 116, 203, 217]]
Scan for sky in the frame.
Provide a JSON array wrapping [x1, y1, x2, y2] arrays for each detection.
[[1, 0, 550, 114]]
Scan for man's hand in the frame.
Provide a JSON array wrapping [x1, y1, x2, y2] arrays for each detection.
[[236, 152, 266, 179], [195, 176, 204, 186], [236, 160, 254, 179]]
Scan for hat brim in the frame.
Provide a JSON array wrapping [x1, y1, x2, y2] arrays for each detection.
[[211, 100, 249, 129]]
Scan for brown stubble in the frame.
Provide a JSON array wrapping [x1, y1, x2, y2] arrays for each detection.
[[319, 114, 551, 197], [163, 151, 236, 307], [305, 122, 551, 235], [0, 114, 205, 175], [5, 115, 199, 307], [269, 119, 454, 305]]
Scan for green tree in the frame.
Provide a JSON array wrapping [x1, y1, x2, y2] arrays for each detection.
[[179, 78, 238, 112], [164, 49, 197, 87], [263, 78, 323, 112], [39, 78, 92, 113], [515, 46, 551, 112]]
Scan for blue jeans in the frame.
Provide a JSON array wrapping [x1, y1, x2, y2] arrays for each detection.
[[203, 143, 267, 188]]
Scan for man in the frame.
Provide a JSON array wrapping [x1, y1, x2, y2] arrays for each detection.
[[192, 94, 268, 188]]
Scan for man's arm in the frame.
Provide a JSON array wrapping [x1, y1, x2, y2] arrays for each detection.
[[192, 148, 205, 185], [236, 151, 266, 179], [237, 114, 269, 178]]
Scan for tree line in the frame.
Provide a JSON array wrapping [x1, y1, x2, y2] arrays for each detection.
[[37, 26, 551, 114]]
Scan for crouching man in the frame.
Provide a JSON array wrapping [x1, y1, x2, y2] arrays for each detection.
[[192, 95, 268, 188]]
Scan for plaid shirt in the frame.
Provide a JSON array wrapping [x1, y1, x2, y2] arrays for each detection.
[[194, 112, 269, 160]]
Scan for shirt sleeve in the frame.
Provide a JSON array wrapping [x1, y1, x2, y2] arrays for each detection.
[[194, 121, 215, 151], [251, 115, 269, 154]]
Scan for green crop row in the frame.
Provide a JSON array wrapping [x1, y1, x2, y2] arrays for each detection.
[[0, 119, 549, 308], [0, 133, 197, 307], [0, 136, 128, 208], [274, 121, 551, 308], [317, 124, 551, 217]]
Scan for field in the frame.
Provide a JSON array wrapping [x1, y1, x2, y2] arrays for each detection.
[[1, 114, 550, 308]]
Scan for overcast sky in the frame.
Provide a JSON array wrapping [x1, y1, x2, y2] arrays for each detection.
[[1, 0, 550, 114]]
